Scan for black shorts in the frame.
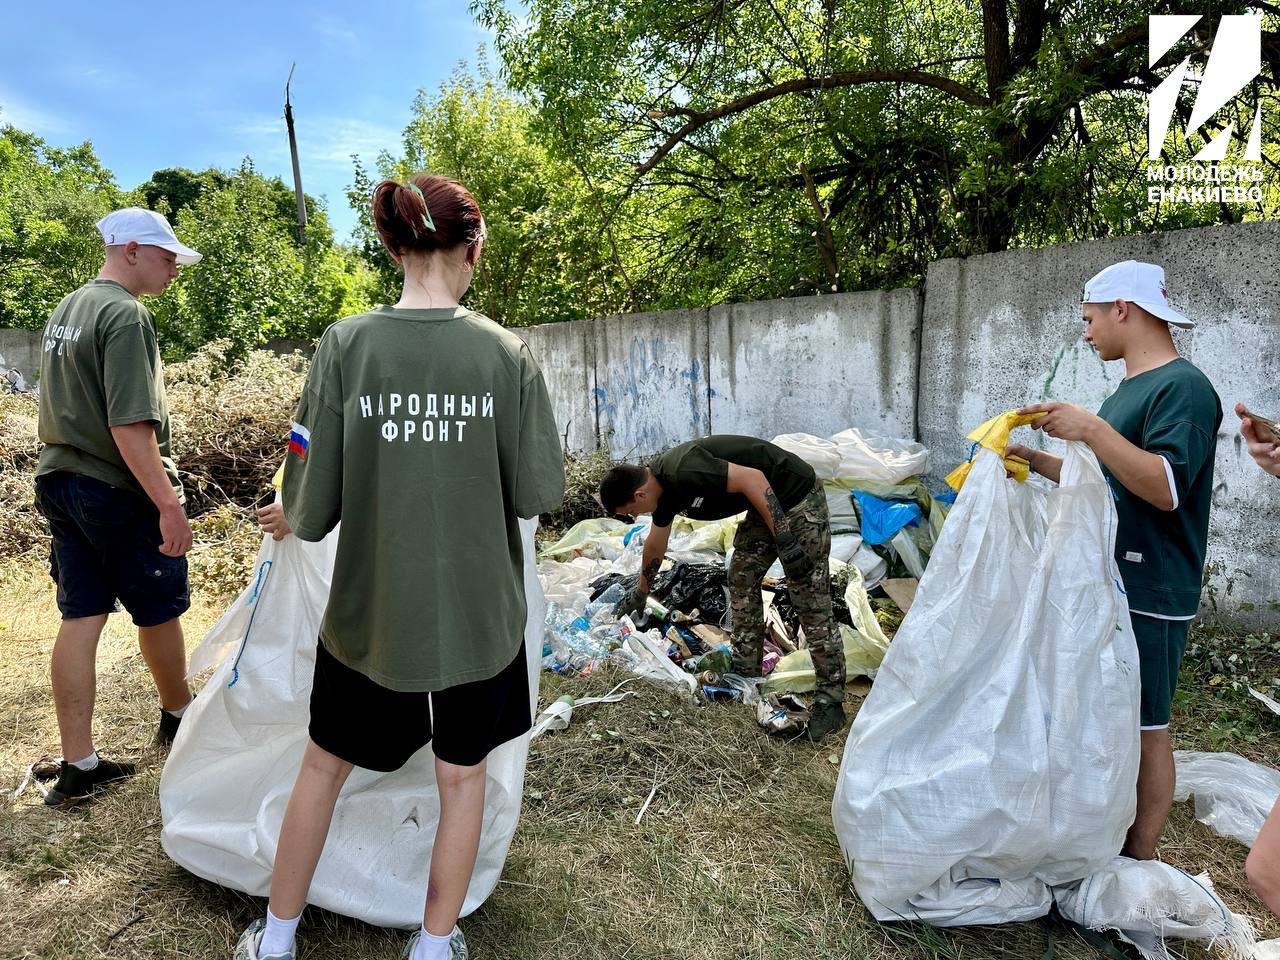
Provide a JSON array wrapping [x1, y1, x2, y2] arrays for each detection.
[[33, 471, 190, 627], [308, 640, 532, 771]]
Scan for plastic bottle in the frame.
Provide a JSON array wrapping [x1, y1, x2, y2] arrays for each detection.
[[571, 582, 627, 632]]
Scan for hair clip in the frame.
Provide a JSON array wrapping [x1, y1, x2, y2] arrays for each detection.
[[405, 182, 436, 232]]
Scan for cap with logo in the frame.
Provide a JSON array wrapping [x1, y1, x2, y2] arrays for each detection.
[[95, 208, 202, 266], [1082, 260, 1193, 328]]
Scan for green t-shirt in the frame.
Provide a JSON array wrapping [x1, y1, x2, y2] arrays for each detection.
[[650, 435, 816, 527], [1097, 357, 1221, 618], [281, 305, 565, 692], [35, 280, 182, 502]]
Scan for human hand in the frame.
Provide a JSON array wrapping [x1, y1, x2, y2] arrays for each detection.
[[614, 586, 647, 621], [1236, 402, 1280, 477], [159, 504, 193, 557], [1017, 402, 1102, 443], [256, 502, 293, 540], [776, 531, 815, 581], [1004, 443, 1037, 471]]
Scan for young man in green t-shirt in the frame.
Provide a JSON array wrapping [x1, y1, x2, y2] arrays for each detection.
[[1009, 260, 1222, 861], [33, 208, 201, 806], [599, 435, 847, 741]]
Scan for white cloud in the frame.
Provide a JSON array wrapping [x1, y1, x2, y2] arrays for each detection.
[[312, 15, 360, 49], [0, 87, 74, 135], [227, 113, 402, 172]]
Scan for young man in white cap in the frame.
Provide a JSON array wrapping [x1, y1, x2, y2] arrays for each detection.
[[1009, 260, 1222, 860], [34, 208, 202, 806]]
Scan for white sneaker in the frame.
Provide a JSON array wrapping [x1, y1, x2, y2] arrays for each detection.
[[402, 926, 468, 960], [233, 919, 296, 960]]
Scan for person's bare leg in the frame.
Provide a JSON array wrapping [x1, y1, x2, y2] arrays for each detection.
[[51, 614, 109, 761], [267, 739, 354, 919], [1122, 728, 1175, 860], [137, 618, 191, 712], [1245, 798, 1280, 916], [423, 757, 487, 935]]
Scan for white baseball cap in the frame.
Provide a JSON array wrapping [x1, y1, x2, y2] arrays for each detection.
[[95, 207, 202, 265], [1082, 260, 1193, 328]]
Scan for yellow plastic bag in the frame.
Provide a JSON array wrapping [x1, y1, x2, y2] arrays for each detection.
[[540, 517, 630, 560], [945, 410, 1044, 492]]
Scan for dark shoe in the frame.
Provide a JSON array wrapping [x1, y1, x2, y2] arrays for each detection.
[[804, 697, 847, 742], [155, 707, 184, 747], [43, 756, 136, 807]]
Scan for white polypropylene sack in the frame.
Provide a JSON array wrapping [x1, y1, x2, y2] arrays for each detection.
[[773, 429, 929, 484], [771, 433, 843, 479], [1174, 751, 1280, 848], [1056, 858, 1256, 960], [160, 518, 544, 928], [833, 444, 1140, 925], [828, 427, 929, 484]]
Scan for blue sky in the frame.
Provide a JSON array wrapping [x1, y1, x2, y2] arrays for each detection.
[[0, 1, 494, 240]]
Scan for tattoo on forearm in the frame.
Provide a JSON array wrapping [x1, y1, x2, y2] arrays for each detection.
[[642, 557, 661, 586], [763, 487, 789, 533]]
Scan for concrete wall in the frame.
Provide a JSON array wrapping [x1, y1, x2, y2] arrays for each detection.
[[518, 319, 597, 454], [592, 309, 711, 458], [918, 221, 1280, 621], [708, 290, 921, 442], [0, 329, 42, 380]]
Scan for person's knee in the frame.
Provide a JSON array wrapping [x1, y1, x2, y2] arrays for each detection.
[[1139, 727, 1172, 758], [436, 759, 485, 793], [302, 742, 354, 788], [1246, 846, 1280, 908]]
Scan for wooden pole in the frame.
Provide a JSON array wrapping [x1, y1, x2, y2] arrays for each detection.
[[284, 63, 307, 243]]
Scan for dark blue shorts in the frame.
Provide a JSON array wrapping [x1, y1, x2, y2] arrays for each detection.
[[34, 471, 190, 627]]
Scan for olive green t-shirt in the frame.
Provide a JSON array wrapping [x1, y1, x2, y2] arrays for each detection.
[[35, 280, 182, 502], [1097, 357, 1221, 618], [650, 435, 816, 527], [281, 305, 565, 692]]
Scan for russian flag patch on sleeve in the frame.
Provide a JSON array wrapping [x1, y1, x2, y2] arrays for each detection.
[[289, 421, 311, 459]]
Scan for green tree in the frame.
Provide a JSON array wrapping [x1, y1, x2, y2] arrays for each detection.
[[153, 160, 376, 357], [0, 123, 125, 329], [474, 0, 1280, 301], [349, 64, 618, 327]]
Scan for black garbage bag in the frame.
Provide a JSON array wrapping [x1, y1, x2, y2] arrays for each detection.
[[588, 562, 731, 627], [768, 581, 855, 632]]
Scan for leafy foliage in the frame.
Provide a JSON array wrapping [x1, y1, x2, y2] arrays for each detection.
[[0, 126, 125, 330], [473, 0, 1280, 303], [349, 64, 615, 327]]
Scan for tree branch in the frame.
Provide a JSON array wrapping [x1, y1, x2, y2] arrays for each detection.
[[983, 0, 1012, 98], [798, 162, 839, 290], [637, 69, 989, 177]]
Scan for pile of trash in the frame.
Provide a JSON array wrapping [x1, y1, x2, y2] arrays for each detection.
[[535, 428, 947, 720]]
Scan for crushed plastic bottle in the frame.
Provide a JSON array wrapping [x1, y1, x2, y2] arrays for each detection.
[[570, 582, 627, 632]]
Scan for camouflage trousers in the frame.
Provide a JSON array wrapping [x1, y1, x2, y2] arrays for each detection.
[[727, 483, 845, 702]]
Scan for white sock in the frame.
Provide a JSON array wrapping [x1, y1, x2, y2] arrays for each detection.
[[164, 700, 190, 719], [69, 751, 99, 771], [258, 907, 301, 956], [412, 926, 452, 960]]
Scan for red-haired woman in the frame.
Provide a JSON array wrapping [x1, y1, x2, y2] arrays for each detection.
[[235, 174, 564, 960]]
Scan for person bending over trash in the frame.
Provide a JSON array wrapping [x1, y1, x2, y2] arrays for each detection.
[[1235, 402, 1280, 917], [598, 436, 847, 741], [233, 173, 564, 960], [33, 208, 201, 807], [1007, 261, 1221, 862]]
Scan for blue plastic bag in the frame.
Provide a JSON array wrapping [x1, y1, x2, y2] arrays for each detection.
[[852, 491, 922, 546]]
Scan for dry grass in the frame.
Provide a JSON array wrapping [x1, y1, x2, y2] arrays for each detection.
[[0, 541, 1277, 960]]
